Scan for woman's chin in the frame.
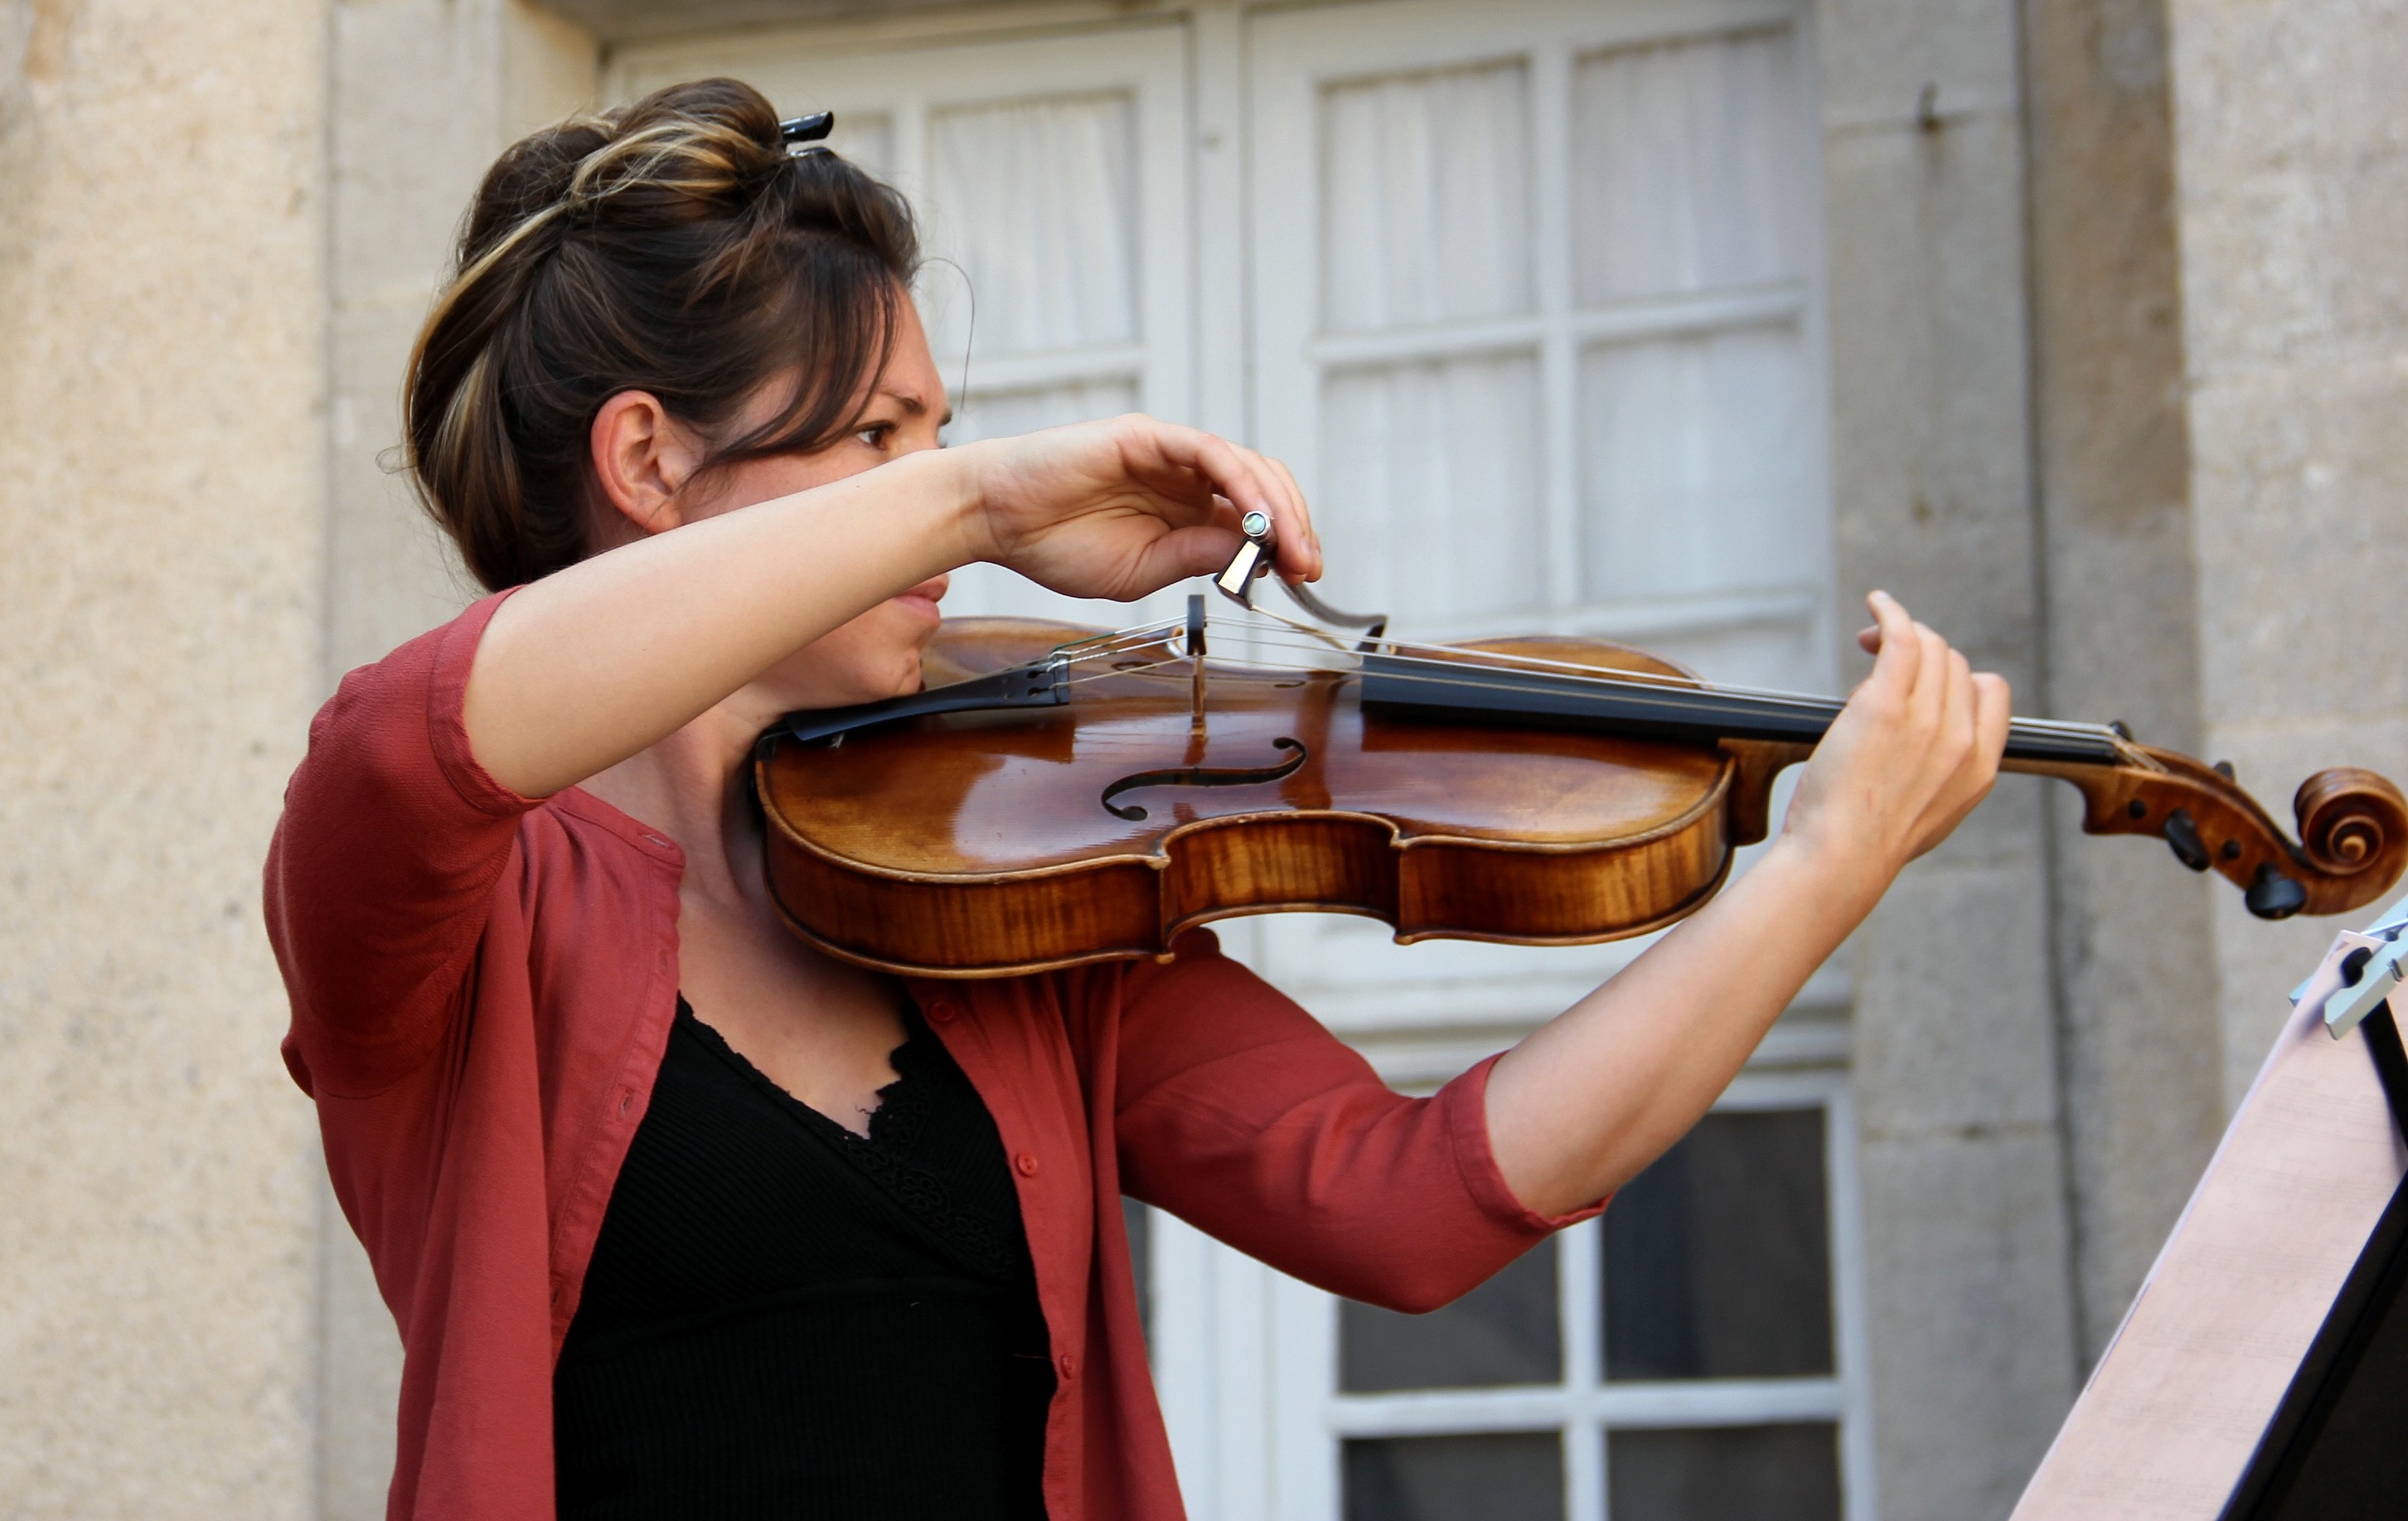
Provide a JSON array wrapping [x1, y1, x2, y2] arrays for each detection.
[[755, 650, 930, 714]]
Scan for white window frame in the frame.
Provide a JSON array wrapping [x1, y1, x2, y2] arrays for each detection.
[[1236, 0, 1840, 1016], [1245, 0, 1834, 649], [1152, 1021, 1869, 1521]]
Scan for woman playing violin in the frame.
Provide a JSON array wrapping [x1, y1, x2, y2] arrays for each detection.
[[266, 78, 2008, 1521]]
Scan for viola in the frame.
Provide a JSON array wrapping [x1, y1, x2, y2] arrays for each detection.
[[754, 527, 2408, 978]]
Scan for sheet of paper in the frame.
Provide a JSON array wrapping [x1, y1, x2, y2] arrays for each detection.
[[2011, 958, 2408, 1520]]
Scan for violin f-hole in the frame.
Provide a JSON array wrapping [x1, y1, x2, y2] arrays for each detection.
[[1101, 738, 1309, 821]]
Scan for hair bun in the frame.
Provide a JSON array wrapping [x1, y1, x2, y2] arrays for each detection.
[[462, 78, 787, 264], [407, 77, 919, 592]]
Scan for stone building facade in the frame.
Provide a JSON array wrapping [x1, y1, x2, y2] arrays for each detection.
[[2, 0, 2404, 1516]]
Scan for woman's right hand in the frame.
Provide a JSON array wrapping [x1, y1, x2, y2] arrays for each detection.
[[951, 414, 1322, 601]]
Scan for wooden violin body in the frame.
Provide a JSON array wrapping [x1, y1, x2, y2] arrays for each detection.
[[757, 618, 2408, 978]]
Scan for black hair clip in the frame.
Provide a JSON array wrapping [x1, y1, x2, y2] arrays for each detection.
[[779, 112, 835, 154]]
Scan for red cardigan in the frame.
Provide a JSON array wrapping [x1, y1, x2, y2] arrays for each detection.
[[265, 592, 1593, 1520]]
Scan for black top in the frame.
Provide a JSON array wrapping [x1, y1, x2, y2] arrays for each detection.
[[554, 997, 1054, 1520]]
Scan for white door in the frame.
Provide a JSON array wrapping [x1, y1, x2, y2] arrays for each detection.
[[614, 7, 1866, 1517]]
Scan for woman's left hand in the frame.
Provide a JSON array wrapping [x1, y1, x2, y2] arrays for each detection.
[[1485, 590, 2008, 1215]]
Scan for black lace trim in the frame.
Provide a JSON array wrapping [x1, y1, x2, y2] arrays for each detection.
[[679, 1000, 1025, 1284]]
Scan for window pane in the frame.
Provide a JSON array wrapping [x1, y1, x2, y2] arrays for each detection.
[[821, 112, 894, 182], [943, 378, 1138, 447], [1343, 1236, 1558, 1392], [927, 93, 1139, 356], [1320, 353, 1545, 621], [1604, 1107, 1833, 1380], [1572, 29, 1806, 303], [1607, 1424, 1841, 1521], [1321, 61, 1532, 331], [938, 378, 1139, 621], [1578, 323, 1814, 604], [1345, 1432, 1564, 1521]]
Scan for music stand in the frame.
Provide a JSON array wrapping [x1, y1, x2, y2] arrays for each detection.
[[2013, 903, 2408, 1520]]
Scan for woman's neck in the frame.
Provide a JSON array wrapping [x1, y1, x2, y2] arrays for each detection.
[[576, 694, 777, 903]]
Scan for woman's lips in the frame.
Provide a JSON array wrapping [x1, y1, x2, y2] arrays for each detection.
[[891, 591, 944, 624]]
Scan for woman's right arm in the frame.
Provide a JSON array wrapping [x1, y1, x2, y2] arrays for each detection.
[[268, 595, 545, 1096], [462, 418, 1319, 799]]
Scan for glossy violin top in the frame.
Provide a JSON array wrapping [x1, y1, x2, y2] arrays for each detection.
[[753, 576, 2408, 976]]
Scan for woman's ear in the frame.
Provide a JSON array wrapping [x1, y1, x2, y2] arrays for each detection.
[[589, 390, 707, 540]]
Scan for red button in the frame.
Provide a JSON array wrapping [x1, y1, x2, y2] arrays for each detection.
[[1057, 1353, 1077, 1379], [1015, 1152, 1039, 1177], [926, 999, 957, 1025]]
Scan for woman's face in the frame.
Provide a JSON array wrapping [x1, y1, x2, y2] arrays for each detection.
[[678, 298, 955, 713]]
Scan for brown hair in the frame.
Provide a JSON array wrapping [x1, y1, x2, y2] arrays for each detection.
[[405, 77, 920, 591]]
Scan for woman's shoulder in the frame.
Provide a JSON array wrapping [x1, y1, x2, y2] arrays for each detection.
[[294, 591, 525, 813]]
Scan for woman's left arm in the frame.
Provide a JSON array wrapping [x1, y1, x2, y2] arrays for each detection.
[[1484, 589, 2011, 1218]]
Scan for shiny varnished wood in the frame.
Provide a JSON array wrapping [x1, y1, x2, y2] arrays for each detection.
[[760, 618, 2408, 976], [760, 619, 1746, 976], [2009, 750, 2406, 918]]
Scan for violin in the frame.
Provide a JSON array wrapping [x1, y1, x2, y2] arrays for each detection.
[[754, 519, 2408, 978]]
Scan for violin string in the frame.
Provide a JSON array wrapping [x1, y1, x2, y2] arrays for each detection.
[[1021, 608, 2129, 751], [1052, 637, 1838, 724], [1215, 628, 1852, 718], [1033, 655, 2146, 777], [1057, 656, 1189, 690], [1194, 614, 2128, 741], [1209, 618, 1848, 710], [1044, 612, 1813, 713], [1036, 606, 2114, 736]]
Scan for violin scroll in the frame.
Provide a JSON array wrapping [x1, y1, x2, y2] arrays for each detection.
[[2294, 768, 2408, 899], [2013, 748, 2408, 919]]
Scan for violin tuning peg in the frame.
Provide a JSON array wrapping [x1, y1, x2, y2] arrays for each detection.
[[2163, 807, 2212, 872], [2215, 758, 2236, 780], [2246, 862, 2310, 920]]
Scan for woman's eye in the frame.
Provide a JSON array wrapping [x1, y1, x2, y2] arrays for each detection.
[[856, 424, 892, 449]]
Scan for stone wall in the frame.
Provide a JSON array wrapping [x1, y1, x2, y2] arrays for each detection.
[[2022, 0, 2226, 1370], [2168, 0, 2408, 1108], [1816, 2, 2084, 1512], [0, 1, 329, 1514]]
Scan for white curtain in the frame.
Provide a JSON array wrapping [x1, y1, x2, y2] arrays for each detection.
[[1572, 28, 1806, 301], [938, 378, 1142, 622], [1320, 61, 1533, 332], [1569, 29, 1814, 617], [917, 94, 1147, 623], [1579, 324, 1813, 603], [1320, 356, 1545, 621], [924, 93, 1139, 360], [943, 379, 1140, 446], [1314, 61, 1536, 621], [824, 113, 895, 183]]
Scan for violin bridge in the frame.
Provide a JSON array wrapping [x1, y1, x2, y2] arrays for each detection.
[[1186, 593, 1208, 741]]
